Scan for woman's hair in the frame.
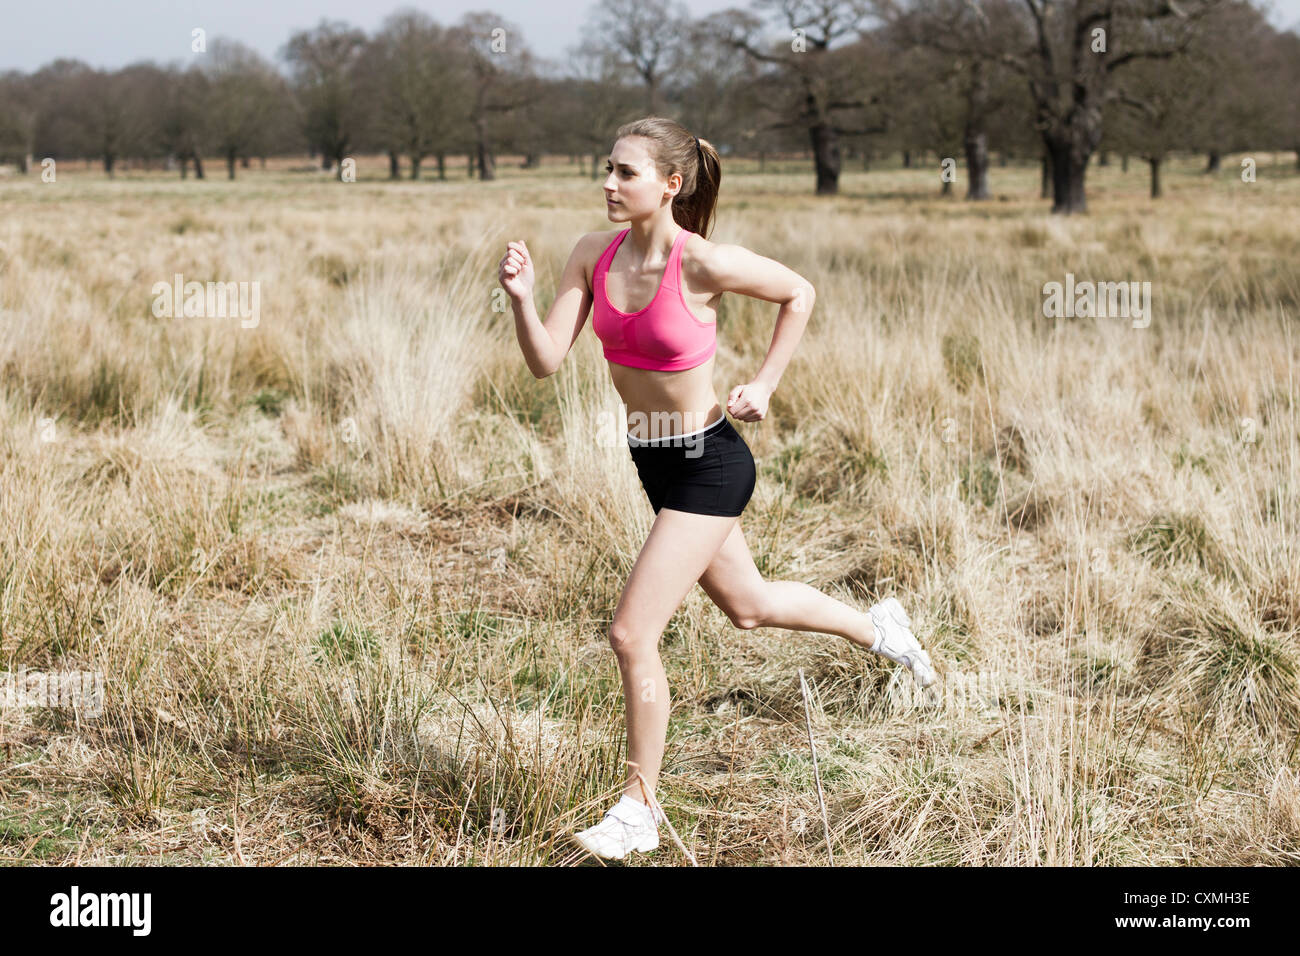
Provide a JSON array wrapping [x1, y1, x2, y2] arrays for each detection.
[[614, 116, 721, 239]]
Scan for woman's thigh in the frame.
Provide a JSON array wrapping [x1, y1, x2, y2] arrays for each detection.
[[695, 521, 768, 629], [611, 508, 739, 644]]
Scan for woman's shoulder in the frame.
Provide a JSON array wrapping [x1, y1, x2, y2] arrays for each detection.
[[577, 229, 626, 262], [575, 230, 626, 290], [680, 231, 734, 290]]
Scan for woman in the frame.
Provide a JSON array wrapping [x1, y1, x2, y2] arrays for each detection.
[[497, 117, 936, 861]]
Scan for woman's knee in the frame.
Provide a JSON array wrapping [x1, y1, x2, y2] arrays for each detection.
[[728, 587, 770, 631], [608, 619, 656, 660]]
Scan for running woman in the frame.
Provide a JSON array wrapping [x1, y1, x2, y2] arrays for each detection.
[[497, 117, 936, 861]]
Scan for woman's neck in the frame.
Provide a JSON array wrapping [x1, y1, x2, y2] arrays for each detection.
[[623, 214, 682, 264]]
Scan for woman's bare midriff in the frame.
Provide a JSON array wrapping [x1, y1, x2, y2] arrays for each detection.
[[589, 231, 726, 441], [611, 354, 724, 441]]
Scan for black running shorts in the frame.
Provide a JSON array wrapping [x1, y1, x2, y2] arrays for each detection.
[[627, 413, 757, 517]]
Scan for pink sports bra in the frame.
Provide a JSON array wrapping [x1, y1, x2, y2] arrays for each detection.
[[591, 228, 717, 371]]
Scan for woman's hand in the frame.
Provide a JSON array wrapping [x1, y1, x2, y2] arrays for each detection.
[[726, 381, 772, 422], [498, 240, 535, 301]]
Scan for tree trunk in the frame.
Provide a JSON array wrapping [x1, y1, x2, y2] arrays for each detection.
[[1040, 151, 1051, 199], [1047, 137, 1089, 214], [437, 152, 446, 180], [1121, 153, 1129, 172], [321, 152, 331, 170], [226, 149, 237, 180], [468, 151, 475, 178], [104, 153, 115, 177], [180, 155, 188, 179], [902, 149, 912, 168], [1204, 151, 1221, 174], [1149, 157, 1162, 198], [240, 156, 250, 169], [193, 151, 205, 179], [389, 151, 400, 179], [962, 59, 991, 200], [476, 117, 495, 181], [809, 121, 841, 195], [1098, 150, 1110, 166], [410, 154, 422, 180], [964, 129, 990, 200]]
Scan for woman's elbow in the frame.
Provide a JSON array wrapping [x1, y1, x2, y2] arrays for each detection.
[[791, 282, 816, 315]]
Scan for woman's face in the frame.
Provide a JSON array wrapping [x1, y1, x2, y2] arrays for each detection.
[[603, 136, 682, 221]]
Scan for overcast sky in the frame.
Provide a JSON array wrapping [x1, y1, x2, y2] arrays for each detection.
[[2, 0, 1298, 74]]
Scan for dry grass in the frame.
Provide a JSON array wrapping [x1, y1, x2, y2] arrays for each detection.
[[1, 151, 1297, 865]]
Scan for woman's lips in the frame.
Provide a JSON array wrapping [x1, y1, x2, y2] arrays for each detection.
[[606, 199, 620, 205]]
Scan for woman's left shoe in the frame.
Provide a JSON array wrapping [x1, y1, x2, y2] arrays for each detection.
[[868, 597, 937, 688]]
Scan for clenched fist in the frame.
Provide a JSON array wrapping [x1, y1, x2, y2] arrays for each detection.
[[498, 240, 534, 301]]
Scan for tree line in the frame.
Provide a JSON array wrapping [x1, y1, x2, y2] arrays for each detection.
[[0, 0, 1295, 213]]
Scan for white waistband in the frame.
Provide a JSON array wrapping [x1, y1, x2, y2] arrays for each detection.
[[626, 413, 726, 444]]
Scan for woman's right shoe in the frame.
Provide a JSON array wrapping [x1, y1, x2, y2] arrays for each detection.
[[573, 796, 662, 860], [868, 597, 937, 688]]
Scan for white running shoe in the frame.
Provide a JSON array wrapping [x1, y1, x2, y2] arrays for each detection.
[[868, 597, 937, 689], [573, 795, 663, 860]]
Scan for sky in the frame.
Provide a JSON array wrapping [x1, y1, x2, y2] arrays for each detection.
[[1, 0, 1298, 75]]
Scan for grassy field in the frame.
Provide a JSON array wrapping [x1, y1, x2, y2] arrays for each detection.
[[1, 151, 1297, 865]]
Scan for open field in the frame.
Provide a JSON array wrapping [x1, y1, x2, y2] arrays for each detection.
[[1, 153, 1298, 865]]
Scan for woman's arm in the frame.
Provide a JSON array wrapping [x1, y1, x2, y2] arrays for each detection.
[[690, 241, 816, 419], [500, 235, 597, 379]]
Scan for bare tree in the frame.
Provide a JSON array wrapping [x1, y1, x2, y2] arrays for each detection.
[[707, 0, 891, 194], [582, 0, 693, 114], [560, 34, 645, 179], [1107, 46, 1193, 196], [1175, 0, 1279, 174], [69, 64, 159, 175], [1279, 29, 1300, 169], [203, 40, 285, 179], [998, 0, 1224, 213], [359, 10, 467, 180], [159, 66, 211, 178], [877, 0, 1029, 199], [0, 71, 39, 172], [282, 19, 369, 180], [447, 13, 543, 182], [674, 17, 768, 152]]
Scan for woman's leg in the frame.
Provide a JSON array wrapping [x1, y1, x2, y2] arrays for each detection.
[[610, 507, 740, 804], [696, 521, 879, 648]]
